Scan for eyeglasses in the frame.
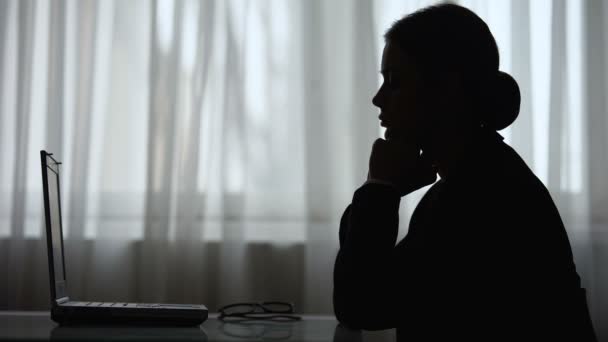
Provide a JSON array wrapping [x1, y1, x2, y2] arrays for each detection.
[[218, 301, 302, 322]]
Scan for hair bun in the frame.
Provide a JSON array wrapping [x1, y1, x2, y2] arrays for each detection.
[[488, 71, 520, 131]]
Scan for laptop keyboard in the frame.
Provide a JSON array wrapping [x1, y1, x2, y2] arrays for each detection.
[[65, 302, 151, 307], [63, 301, 201, 309]]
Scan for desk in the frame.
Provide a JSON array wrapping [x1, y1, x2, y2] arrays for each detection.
[[0, 311, 396, 341]]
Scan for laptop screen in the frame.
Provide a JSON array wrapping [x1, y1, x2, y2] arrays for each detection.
[[43, 153, 68, 300]]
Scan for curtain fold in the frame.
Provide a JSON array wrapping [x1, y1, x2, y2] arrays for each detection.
[[548, 0, 565, 193], [1, 2, 606, 339], [300, 0, 334, 314], [65, 0, 98, 302], [509, 0, 533, 166], [584, 0, 608, 337], [138, 0, 183, 303], [7, 0, 36, 310], [0, 0, 8, 310], [45, 0, 65, 164]]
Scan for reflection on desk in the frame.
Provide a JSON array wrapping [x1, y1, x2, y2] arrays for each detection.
[[217, 320, 294, 340], [50, 325, 207, 341], [0, 311, 396, 341]]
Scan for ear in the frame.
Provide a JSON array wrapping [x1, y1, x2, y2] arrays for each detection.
[[432, 70, 467, 126], [420, 72, 469, 142], [442, 70, 465, 103], [422, 71, 464, 109]]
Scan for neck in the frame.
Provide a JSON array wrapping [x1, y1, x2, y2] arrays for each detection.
[[430, 126, 489, 181], [434, 143, 468, 181]]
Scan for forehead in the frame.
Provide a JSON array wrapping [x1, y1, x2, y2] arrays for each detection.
[[381, 41, 413, 73]]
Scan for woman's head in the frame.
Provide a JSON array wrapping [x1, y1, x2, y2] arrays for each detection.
[[373, 3, 520, 155]]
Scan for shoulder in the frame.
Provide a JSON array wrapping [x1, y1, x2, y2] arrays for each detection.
[[494, 143, 558, 212], [421, 178, 446, 202]]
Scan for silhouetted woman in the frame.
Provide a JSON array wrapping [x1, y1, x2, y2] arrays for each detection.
[[333, 4, 596, 341]]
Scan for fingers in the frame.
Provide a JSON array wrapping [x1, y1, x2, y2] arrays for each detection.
[[369, 138, 388, 174], [372, 137, 386, 150], [374, 137, 418, 157], [370, 137, 436, 187], [371, 138, 397, 161]]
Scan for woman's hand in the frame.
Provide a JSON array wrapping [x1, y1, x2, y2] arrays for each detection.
[[368, 137, 437, 196]]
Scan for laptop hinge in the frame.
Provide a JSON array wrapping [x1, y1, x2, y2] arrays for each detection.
[[56, 297, 70, 305]]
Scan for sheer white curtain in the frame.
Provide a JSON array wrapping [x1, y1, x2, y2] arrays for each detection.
[[1, 0, 607, 337]]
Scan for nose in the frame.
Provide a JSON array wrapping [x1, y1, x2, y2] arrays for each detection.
[[372, 85, 383, 109]]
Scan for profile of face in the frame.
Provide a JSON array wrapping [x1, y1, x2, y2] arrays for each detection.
[[373, 41, 427, 147], [372, 41, 469, 161]]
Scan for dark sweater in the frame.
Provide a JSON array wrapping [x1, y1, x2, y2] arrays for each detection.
[[333, 129, 596, 341]]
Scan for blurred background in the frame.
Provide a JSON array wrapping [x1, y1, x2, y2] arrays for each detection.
[[1, 0, 607, 338]]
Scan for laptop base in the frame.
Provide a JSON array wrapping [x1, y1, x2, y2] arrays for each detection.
[[52, 303, 208, 326]]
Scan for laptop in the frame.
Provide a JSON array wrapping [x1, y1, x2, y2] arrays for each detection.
[[40, 150, 208, 326]]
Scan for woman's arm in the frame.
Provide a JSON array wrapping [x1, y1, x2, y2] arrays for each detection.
[[333, 182, 406, 330]]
